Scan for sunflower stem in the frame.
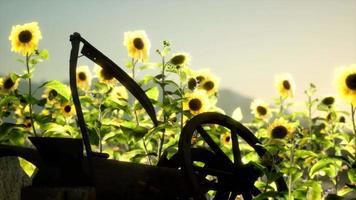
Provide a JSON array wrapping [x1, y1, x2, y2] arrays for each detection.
[[131, 58, 140, 126], [288, 137, 295, 200], [179, 70, 184, 131], [307, 95, 313, 135], [158, 56, 167, 159], [97, 99, 103, 153], [351, 104, 356, 160], [131, 58, 152, 164], [279, 96, 284, 116], [26, 54, 37, 137]]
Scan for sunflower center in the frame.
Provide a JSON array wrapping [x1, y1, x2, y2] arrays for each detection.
[[322, 97, 335, 106], [282, 80, 291, 90], [48, 89, 58, 100], [78, 72, 87, 81], [271, 126, 288, 139], [101, 68, 114, 80], [345, 74, 356, 90], [4, 78, 15, 90], [133, 38, 144, 50], [171, 55, 185, 65], [203, 81, 214, 91], [196, 76, 205, 84], [256, 106, 267, 115], [64, 105, 72, 113], [24, 121, 32, 128], [339, 116, 346, 123], [18, 30, 33, 43], [225, 135, 231, 143], [188, 78, 197, 90], [189, 98, 202, 111]]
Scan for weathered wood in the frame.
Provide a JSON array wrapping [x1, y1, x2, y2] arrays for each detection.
[[0, 157, 31, 200], [21, 186, 96, 200]]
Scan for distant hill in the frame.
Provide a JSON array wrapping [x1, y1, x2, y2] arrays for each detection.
[[217, 88, 253, 122]]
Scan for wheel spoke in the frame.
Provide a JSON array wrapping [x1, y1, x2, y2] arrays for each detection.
[[197, 126, 233, 168], [231, 127, 242, 166]]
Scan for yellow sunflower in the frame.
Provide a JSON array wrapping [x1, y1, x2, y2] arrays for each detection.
[[123, 30, 151, 62], [195, 69, 219, 95], [267, 118, 295, 140], [334, 64, 356, 105], [14, 104, 30, 117], [250, 99, 271, 120], [169, 52, 190, 67], [183, 90, 209, 115], [42, 88, 58, 103], [0, 75, 20, 94], [76, 65, 92, 90], [17, 116, 38, 133], [275, 73, 295, 98], [220, 132, 232, 146], [110, 86, 128, 103], [187, 77, 197, 91], [9, 22, 42, 56], [94, 64, 117, 85], [60, 102, 76, 118]]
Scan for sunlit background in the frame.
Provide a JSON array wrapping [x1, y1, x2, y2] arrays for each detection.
[[1, 0, 355, 117]]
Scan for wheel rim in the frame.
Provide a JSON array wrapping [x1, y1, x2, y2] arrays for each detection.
[[178, 112, 287, 200]]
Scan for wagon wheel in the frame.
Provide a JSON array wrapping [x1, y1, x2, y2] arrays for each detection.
[[178, 112, 287, 200]]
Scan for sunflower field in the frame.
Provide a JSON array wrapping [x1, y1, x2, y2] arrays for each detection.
[[1, 22, 356, 199]]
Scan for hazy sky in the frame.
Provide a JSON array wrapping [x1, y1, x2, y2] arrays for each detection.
[[1, 0, 355, 102]]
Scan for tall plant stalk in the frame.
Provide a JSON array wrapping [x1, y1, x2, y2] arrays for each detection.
[[26, 53, 37, 136], [158, 56, 167, 158], [131, 58, 152, 164], [351, 104, 356, 160]]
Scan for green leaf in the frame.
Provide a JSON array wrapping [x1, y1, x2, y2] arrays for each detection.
[[20, 72, 33, 79], [0, 96, 19, 107], [39, 49, 50, 60], [348, 168, 356, 183], [145, 86, 159, 101], [41, 80, 71, 100], [309, 157, 342, 178], [0, 123, 21, 142], [305, 181, 322, 200], [121, 125, 148, 141], [253, 191, 283, 200]]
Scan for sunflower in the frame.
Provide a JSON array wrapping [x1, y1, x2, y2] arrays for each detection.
[[334, 64, 356, 105], [183, 90, 209, 115], [17, 116, 38, 132], [169, 52, 190, 67], [275, 73, 295, 98], [110, 86, 128, 103], [267, 118, 295, 140], [14, 104, 30, 117], [187, 77, 197, 91], [60, 102, 76, 118], [220, 132, 232, 146], [0, 75, 20, 94], [9, 22, 42, 56], [123, 30, 151, 62], [250, 99, 271, 120], [42, 88, 58, 103], [195, 69, 219, 95], [94, 64, 117, 85], [76, 65, 92, 90]]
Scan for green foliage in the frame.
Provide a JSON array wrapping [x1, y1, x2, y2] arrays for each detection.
[[1, 28, 356, 199]]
